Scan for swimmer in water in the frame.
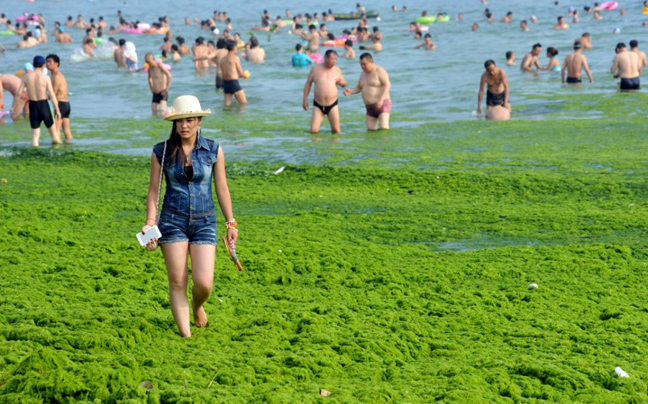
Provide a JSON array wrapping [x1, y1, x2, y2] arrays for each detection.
[[292, 43, 313, 67], [472, 23, 479, 31], [611, 42, 641, 91], [245, 37, 265, 63], [543, 47, 561, 71], [554, 16, 570, 30], [413, 33, 436, 50], [46, 54, 73, 143], [501, 11, 513, 23], [82, 38, 95, 57], [344, 53, 392, 130], [520, 43, 542, 72], [303, 49, 347, 134], [145, 53, 172, 116], [630, 40, 647, 73], [572, 10, 579, 23], [505, 51, 515, 66], [477, 59, 510, 119], [343, 40, 356, 59], [301, 25, 320, 52], [520, 20, 529, 31], [562, 41, 593, 84], [577, 33, 592, 49], [219, 40, 247, 106]]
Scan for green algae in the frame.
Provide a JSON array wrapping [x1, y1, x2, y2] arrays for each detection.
[[2, 93, 648, 402]]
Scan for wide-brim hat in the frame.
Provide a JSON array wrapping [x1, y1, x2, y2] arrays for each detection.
[[164, 95, 211, 121]]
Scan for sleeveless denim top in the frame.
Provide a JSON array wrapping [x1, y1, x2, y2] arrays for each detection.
[[153, 134, 219, 217]]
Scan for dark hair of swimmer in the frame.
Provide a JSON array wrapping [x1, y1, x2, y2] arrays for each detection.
[[250, 37, 259, 48], [629, 40, 638, 48], [327, 33, 335, 40], [616, 42, 626, 51], [582, 32, 590, 37], [343, 29, 351, 35], [345, 39, 353, 47], [324, 49, 338, 58], [547, 47, 558, 57], [507, 11, 512, 16], [226, 40, 237, 51], [195, 36, 204, 45], [171, 44, 178, 51], [506, 51, 513, 59], [309, 24, 316, 30], [360, 52, 373, 62], [584, 6, 591, 11], [373, 26, 379, 32], [67, 16, 73, 21], [216, 38, 226, 49], [424, 33, 431, 38], [119, 39, 126, 46], [295, 43, 302, 51], [46, 54, 60, 66], [532, 43, 542, 50], [86, 28, 92, 34], [484, 59, 495, 68], [557, 16, 563, 21], [177, 36, 185, 44], [208, 40, 215, 46]]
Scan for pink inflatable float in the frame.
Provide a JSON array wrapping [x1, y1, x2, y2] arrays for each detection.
[[600, 1, 619, 10]]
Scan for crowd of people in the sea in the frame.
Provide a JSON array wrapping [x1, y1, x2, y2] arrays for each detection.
[[0, 1, 647, 144]]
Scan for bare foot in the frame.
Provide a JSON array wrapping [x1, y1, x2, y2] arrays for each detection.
[[192, 300, 208, 327]]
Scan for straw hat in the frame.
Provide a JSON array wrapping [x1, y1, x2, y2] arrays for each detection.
[[164, 95, 211, 121]]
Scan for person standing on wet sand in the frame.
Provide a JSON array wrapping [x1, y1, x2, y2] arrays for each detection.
[[219, 40, 247, 106], [610, 43, 641, 91], [562, 41, 593, 84], [344, 53, 392, 130], [477, 59, 510, 119], [303, 49, 347, 134], [142, 95, 238, 338], [16, 55, 61, 147], [46, 54, 73, 143], [145, 53, 172, 115]]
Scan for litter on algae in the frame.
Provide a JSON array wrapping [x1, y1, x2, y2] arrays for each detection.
[[1, 144, 648, 403]]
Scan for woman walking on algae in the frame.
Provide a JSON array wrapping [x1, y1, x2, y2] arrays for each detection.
[[141, 95, 238, 337]]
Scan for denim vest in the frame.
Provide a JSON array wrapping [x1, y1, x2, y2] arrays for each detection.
[[153, 134, 219, 217]]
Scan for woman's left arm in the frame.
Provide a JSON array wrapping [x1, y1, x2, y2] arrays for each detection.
[[213, 146, 238, 243]]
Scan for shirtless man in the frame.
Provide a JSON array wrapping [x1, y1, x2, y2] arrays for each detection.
[[501, 11, 513, 23], [301, 25, 320, 52], [554, 16, 569, 30], [54, 26, 73, 43], [114, 39, 127, 68], [520, 43, 542, 72], [17, 34, 37, 49], [75, 15, 89, 29], [219, 40, 247, 106], [477, 60, 510, 119], [520, 20, 529, 31], [145, 53, 172, 115], [245, 37, 265, 63], [562, 41, 593, 84], [0, 74, 28, 120], [303, 50, 347, 133], [359, 35, 383, 52], [344, 40, 356, 59], [344, 53, 392, 130], [193, 37, 209, 71], [505, 51, 515, 65], [16, 56, 61, 146], [629, 40, 647, 73], [176, 37, 191, 56], [194, 38, 228, 90], [82, 38, 95, 57], [414, 33, 436, 50], [576, 32, 592, 49], [611, 42, 641, 91], [46, 54, 72, 143]]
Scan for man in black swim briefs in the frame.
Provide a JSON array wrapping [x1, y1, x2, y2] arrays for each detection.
[[16, 55, 61, 147], [303, 50, 347, 133], [477, 59, 510, 116], [219, 40, 247, 106], [562, 41, 593, 85], [611, 42, 641, 91]]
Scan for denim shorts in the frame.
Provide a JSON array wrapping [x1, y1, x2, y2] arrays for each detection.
[[158, 210, 217, 246]]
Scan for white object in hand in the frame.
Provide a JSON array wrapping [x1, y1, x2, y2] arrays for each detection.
[[615, 367, 629, 378], [136, 225, 162, 246]]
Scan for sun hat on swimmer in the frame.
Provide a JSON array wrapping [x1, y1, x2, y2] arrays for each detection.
[[163, 95, 211, 121]]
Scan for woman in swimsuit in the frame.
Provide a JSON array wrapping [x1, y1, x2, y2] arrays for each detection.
[[544, 47, 561, 71]]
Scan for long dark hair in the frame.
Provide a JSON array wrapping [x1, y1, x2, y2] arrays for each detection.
[[166, 122, 183, 166]]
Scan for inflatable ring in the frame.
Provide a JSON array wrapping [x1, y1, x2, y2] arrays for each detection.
[[436, 15, 450, 22], [0, 30, 15, 35], [600, 1, 618, 10], [415, 16, 436, 24]]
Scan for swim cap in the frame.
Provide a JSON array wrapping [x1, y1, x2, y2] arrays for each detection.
[[613, 27, 621, 34], [24, 62, 34, 71], [33, 55, 46, 67]]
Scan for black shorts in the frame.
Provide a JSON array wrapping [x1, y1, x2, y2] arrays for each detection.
[[566, 77, 582, 84], [620, 77, 640, 91], [58, 101, 71, 119], [215, 73, 223, 90], [28, 100, 54, 129], [152, 92, 168, 103], [223, 79, 242, 95], [486, 91, 505, 106]]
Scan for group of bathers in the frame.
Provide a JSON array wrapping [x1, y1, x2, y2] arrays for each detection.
[[29, 99, 71, 129]]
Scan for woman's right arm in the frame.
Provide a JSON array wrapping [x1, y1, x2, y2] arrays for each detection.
[[143, 153, 162, 233]]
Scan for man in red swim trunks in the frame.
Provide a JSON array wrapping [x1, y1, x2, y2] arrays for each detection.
[[344, 52, 392, 130]]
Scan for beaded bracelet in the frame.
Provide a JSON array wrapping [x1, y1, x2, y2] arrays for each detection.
[[225, 219, 238, 230]]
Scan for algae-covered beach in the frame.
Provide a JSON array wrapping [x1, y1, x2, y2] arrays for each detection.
[[2, 92, 648, 402]]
